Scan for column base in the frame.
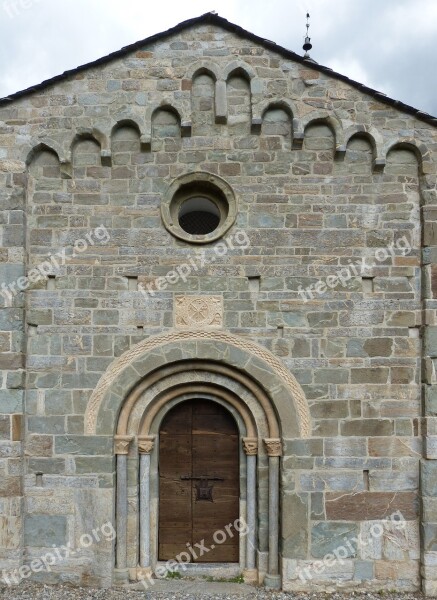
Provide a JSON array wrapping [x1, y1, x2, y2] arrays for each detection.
[[264, 573, 281, 590], [423, 579, 437, 596], [113, 569, 129, 585], [133, 567, 153, 582], [243, 568, 258, 584]]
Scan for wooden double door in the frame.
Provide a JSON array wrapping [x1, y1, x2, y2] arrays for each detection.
[[158, 399, 240, 562]]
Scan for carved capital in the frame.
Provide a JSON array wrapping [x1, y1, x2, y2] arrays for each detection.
[[263, 438, 282, 457], [114, 435, 134, 455], [243, 437, 258, 456], [138, 435, 156, 455]]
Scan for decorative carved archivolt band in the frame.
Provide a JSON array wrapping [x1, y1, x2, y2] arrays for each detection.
[[175, 296, 223, 329], [85, 330, 311, 437], [138, 435, 156, 455], [263, 438, 282, 457], [114, 435, 134, 455], [243, 437, 258, 456]]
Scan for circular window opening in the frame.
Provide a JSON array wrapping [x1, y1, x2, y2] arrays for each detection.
[[178, 197, 221, 235], [162, 173, 237, 244]]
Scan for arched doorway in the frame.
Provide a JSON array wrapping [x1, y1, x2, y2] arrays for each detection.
[[85, 330, 311, 589], [158, 399, 240, 563]]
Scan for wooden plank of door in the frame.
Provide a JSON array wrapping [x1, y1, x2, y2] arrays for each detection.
[[158, 403, 193, 561]]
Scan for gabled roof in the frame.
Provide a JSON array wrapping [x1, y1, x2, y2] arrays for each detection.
[[0, 12, 436, 127]]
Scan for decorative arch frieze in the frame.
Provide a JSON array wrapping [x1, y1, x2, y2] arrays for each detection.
[[84, 329, 311, 438]]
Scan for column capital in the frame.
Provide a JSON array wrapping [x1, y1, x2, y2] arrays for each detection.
[[242, 437, 258, 456], [263, 438, 282, 457], [138, 435, 156, 455], [114, 435, 134, 455]]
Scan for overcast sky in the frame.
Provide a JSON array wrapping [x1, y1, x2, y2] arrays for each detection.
[[0, 0, 436, 116]]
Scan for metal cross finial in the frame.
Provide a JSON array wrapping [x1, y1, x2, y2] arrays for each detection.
[[303, 11, 313, 58]]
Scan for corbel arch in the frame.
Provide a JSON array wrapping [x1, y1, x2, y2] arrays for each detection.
[[298, 111, 344, 155], [111, 118, 142, 138], [146, 102, 191, 141], [344, 125, 382, 156], [70, 128, 106, 151], [186, 60, 221, 81], [223, 60, 257, 86], [24, 140, 63, 165], [383, 138, 431, 175]]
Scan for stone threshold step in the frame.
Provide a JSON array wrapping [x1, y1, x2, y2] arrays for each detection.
[[126, 580, 257, 595]]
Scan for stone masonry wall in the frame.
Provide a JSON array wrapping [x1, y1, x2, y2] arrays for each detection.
[[0, 20, 436, 591]]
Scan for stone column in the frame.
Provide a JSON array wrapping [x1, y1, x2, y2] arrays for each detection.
[[242, 437, 258, 583], [263, 438, 282, 590], [421, 176, 437, 596], [138, 435, 156, 577], [215, 79, 227, 124], [114, 435, 133, 580]]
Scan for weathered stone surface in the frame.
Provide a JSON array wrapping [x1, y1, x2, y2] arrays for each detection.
[[325, 492, 418, 520], [25, 435, 53, 457], [311, 522, 358, 558], [341, 420, 394, 437], [24, 515, 67, 547], [282, 493, 308, 558]]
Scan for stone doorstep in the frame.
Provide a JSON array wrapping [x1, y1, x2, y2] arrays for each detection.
[[126, 563, 258, 594], [126, 580, 257, 595], [155, 562, 241, 577]]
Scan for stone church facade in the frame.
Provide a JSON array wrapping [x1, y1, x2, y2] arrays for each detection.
[[0, 11, 437, 593]]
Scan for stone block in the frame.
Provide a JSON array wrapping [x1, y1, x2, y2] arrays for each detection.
[[285, 439, 323, 456], [351, 368, 389, 384], [325, 491, 418, 520], [0, 476, 21, 497], [28, 458, 65, 474], [0, 417, 10, 441], [74, 457, 114, 473], [24, 515, 67, 547], [425, 437, 437, 459], [314, 369, 349, 384], [282, 492, 308, 558], [307, 312, 338, 328], [0, 516, 21, 550], [369, 437, 420, 457], [54, 436, 113, 456], [421, 460, 437, 497], [28, 417, 65, 435], [423, 498, 437, 522], [311, 522, 358, 558], [369, 471, 418, 492], [324, 438, 367, 456], [425, 327, 437, 358], [354, 560, 373, 580], [341, 420, 394, 437], [363, 338, 393, 357], [25, 435, 53, 457]]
